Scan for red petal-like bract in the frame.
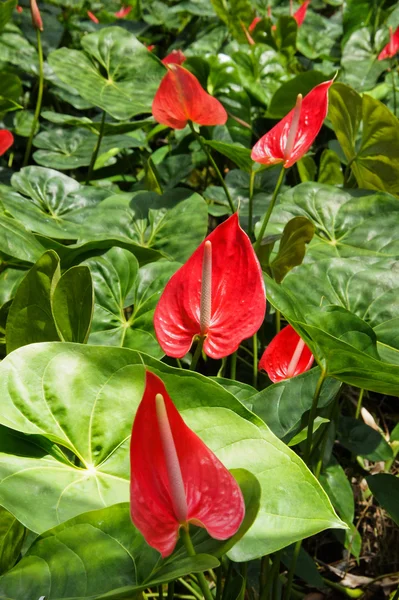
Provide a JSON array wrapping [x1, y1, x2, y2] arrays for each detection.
[[378, 25, 399, 60], [249, 16, 262, 32], [152, 64, 227, 129], [0, 130, 14, 156], [130, 371, 245, 557], [154, 213, 266, 359], [147, 44, 155, 52], [293, 0, 310, 27], [30, 0, 43, 30], [259, 324, 314, 383], [87, 10, 99, 23], [162, 49, 186, 65], [115, 5, 132, 18], [251, 79, 333, 169]]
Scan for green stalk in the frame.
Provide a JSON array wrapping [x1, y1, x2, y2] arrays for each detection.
[[253, 332, 258, 389], [230, 351, 237, 380], [167, 581, 175, 600], [282, 540, 301, 600], [190, 337, 205, 371], [180, 527, 214, 600], [188, 121, 235, 214], [248, 170, 256, 239], [275, 310, 281, 334], [391, 585, 399, 600], [355, 388, 364, 420], [23, 28, 44, 167], [254, 167, 285, 255], [86, 111, 106, 183], [391, 59, 397, 117], [260, 552, 281, 600]]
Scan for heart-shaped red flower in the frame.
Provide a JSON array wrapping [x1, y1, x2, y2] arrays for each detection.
[[162, 49, 186, 65], [154, 213, 266, 359], [259, 324, 314, 383], [251, 79, 333, 169], [130, 371, 245, 557], [293, 0, 310, 27], [378, 25, 399, 61], [152, 64, 227, 130], [0, 130, 14, 156]]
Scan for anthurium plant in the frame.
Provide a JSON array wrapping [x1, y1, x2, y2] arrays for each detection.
[[0, 0, 398, 599]]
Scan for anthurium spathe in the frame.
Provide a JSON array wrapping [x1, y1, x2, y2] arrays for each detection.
[[154, 213, 266, 359], [293, 0, 310, 27], [162, 49, 186, 65], [130, 371, 245, 557], [259, 324, 314, 383], [0, 130, 14, 156], [152, 64, 227, 129], [378, 25, 399, 60], [115, 5, 132, 18], [251, 79, 333, 169]]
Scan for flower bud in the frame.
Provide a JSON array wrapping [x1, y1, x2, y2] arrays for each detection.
[[30, 0, 43, 31]]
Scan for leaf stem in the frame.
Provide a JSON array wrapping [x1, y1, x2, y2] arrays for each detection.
[[391, 59, 397, 117], [253, 332, 258, 388], [23, 28, 44, 167], [188, 121, 235, 214], [180, 527, 214, 600], [355, 388, 364, 420], [254, 167, 285, 255], [304, 368, 327, 463], [260, 552, 281, 600], [190, 336, 205, 371], [168, 581, 175, 600], [248, 169, 256, 238], [86, 111, 106, 183], [275, 310, 281, 334], [283, 541, 301, 600], [230, 351, 237, 380]]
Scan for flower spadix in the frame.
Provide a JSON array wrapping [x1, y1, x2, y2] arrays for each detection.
[[154, 213, 266, 359], [130, 371, 245, 557], [378, 25, 399, 61], [259, 324, 313, 383], [152, 64, 227, 130], [251, 79, 333, 169]]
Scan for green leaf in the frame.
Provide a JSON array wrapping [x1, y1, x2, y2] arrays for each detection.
[[0, 506, 24, 575], [267, 71, 329, 119], [288, 417, 329, 447], [266, 182, 399, 260], [329, 83, 399, 195], [41, 111, 153, 135], [5, 250, 61, 354], [0, 503, 219, 600], [0, 343, 344, 556], [341, 28, 387, 92], [274, 15, 297, 57], [52, 266, 93, 344], [84, 247, 179, 357], [297, 156, 317, 183], [0, 214, 46, 263], [297, 10, 342, 59], [0, 72, 22, 113], [270, 216, 315, 283], [338, 417, 393, 461], [209, 0, 252, 41], [250, 368, 341, 441], [33, 127, 145, 170], [0, 0, 17, 33], [48, 27, 166, 120], [318, 149, 344, 185], [204, 139, 253, 172], [367, 473, 399, 526]]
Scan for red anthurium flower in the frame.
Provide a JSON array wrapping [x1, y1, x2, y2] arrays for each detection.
[[154, 213, 266, 359], [30, 0, 43, 30], [0, 130, 14, 156], [162, 49, 186, 66], [293, 0, 310, 27], [130, 371, 245, 557], [259, 324, 314, 383], [87, 10, 99, 23], [378, 25, 399, 61], [251, 79, 333, 169], [152, 64, 227, 130], [249, 16, 262, 32], [147, 44, 155, 52], [115, 5, 132, 18], [16, 5, 23, 12]]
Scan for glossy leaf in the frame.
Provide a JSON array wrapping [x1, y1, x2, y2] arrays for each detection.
[[52, 266, 93, 344], [0, 214, 46, 263], [270, 216, 315, 283], [0, 506, 25, 575], [85, 247, 179, 357], [267, 71, 329, 119], [204, 139, 253, 172], [338, 417, 393, 461], [0, 343, 344, 557], [6, 250, 61, 354], [367, 474, 399, 526], [48, 27, 165, 120], [0, 0, 16, 32]]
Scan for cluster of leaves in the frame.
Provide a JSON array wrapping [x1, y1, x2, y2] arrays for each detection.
[[0, 0, 398, 599]]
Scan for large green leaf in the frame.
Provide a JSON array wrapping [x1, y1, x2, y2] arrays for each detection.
[[0, 343, 344, 557], [367, 473, 399, 526], [5, 250, 61, 353], [209, 0, 252, 41], [296, 10, 342, 59], [84, 247, 179, 357], [0, 0, 16, 33], [338, 417, 393, 461], [269, 216, 314, 283], [41, 111, 153, 135], [0, 506, 24, 576], [52, 266, 93, 344], [0, 72, 22, 113], [48, 27, 166, 120], [267, 71, 329, 119], [33, 127, 146, 170], [329, 83, 399, 195], [0, 214, 46, 263], [264, 182, 399, 260], [341, 28, 387, 92], [0, 503, 219, 600]]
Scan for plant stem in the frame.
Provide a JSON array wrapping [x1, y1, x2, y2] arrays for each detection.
[[178, 578, 203, 600], [168, 581, 175, 600], [254, 167, 285, 255], [253, 332, 258, 389], [260, 552, 281, 600], [275, 310, 281, 334], [180, 527, 214, 600], [392, 585, 399, 600], [23, 28, 44, 167], [230, 351, 237, 380], [391, 59, 397, 117], [159, 585, 164, 600], [248, 169, 256, 238], [188, 121, 235, 214], [304, 369, 327, 463], [190, 337, 205, 371], [355, 388, 364, 420], [86, 111, 106, 183], [283, 540, 301, 600], [215, 566, 223, 600]]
